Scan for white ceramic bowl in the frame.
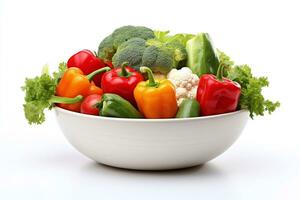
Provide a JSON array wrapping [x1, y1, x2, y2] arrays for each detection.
[[55, 107, 248, 170]]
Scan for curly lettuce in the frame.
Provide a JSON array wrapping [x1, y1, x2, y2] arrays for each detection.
[[22, 63, 67, 124]]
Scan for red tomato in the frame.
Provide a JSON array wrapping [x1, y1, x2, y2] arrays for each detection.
[[80, 94, 102, 115]]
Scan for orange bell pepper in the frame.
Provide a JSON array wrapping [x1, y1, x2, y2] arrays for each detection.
[[87, 82, 104, 96], [134, 67, 178, 118], [56, 67, 110, 112]]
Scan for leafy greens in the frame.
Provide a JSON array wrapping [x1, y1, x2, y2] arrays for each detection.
[[22, 63, 67, 124], [218, 51, 280, 118]]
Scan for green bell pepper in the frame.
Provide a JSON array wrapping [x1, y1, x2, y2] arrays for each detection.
[[96, 93, 142, 118]]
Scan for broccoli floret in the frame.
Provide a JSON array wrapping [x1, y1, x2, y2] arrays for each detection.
[[97, 25, 155, 61], [146, 38, 188, 69], [112, 38, 147, 70], [135, 26, 156, 39], [117, 37, 146, 51], [142, 45, 175, 74], [107, 26, 185, 74], [112, 25, 155, 49], [146, 39, 187, 69], [97, 34, 115, 60]]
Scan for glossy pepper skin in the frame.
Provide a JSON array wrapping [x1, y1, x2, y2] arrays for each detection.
[[80, 94, 102, 115], [196, 65, 241, 116], [67, 50, 111, 87], [96, 93, 142, 118], [56, 67, 110, 112], [87, 82, 103, 96], [134, 67, 178, 118], [101, 62, 144, 105]]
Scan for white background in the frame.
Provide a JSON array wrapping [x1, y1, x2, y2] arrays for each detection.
[[0, 0, 299, 199]]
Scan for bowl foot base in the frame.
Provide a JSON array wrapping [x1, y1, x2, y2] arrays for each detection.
[[95, 161, 206, 171]]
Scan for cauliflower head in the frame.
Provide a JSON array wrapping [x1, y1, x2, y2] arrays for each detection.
[[167, 67, 199, 105]]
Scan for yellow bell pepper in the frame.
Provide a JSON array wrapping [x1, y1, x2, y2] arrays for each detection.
[[134, 67, 178, 118]]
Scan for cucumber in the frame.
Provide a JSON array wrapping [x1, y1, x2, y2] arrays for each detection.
[[176, 99, 200, 118]]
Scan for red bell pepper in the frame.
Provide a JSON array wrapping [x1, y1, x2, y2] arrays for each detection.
[[196, 65, 241, 116], [101, 62, 144, 105], [67, 50, 112, 87]]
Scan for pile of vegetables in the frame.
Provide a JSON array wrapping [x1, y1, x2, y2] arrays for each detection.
[[22, 25, 280, 124]]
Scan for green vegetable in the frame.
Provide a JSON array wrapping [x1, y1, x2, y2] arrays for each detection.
[[97, 25, 155, 61], [176, 99, 200, 118], [22, 63, 81, 124], [112, 37, 180, 74], [52, 62, 67, 84], [142, 45, 175, 74], [22, 70, 56, 125], [165, 42, 187, 68], [147, 30, 192, 68], [226, 64, 280, 118], [97, 93, 142, 118], [112, 38, 147, 70], [97, 35, 115, 60], [152, 30, 194, 46], [186, 33, 220, 76], [110, 28, 192, 73], [217, 49, 234, 77], [111, 25, 155, 49]]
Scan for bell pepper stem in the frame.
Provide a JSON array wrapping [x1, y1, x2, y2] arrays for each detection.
[[119, 62, 132, 77], [216, 64, 224, 81], [140, 66, 159, 87], [50, 95, 83, 104], [86, 67, 111, 81]]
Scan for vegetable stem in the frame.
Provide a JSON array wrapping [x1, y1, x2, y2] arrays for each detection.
[[86, 67, 111, 81], [50, 95, 83, 104], [119, 62, 132, 77], [216, 64, 224, 81], [140, 66, 159, 87]]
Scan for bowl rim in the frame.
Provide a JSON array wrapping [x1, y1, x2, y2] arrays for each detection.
[[55, 107, 249, 122]]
